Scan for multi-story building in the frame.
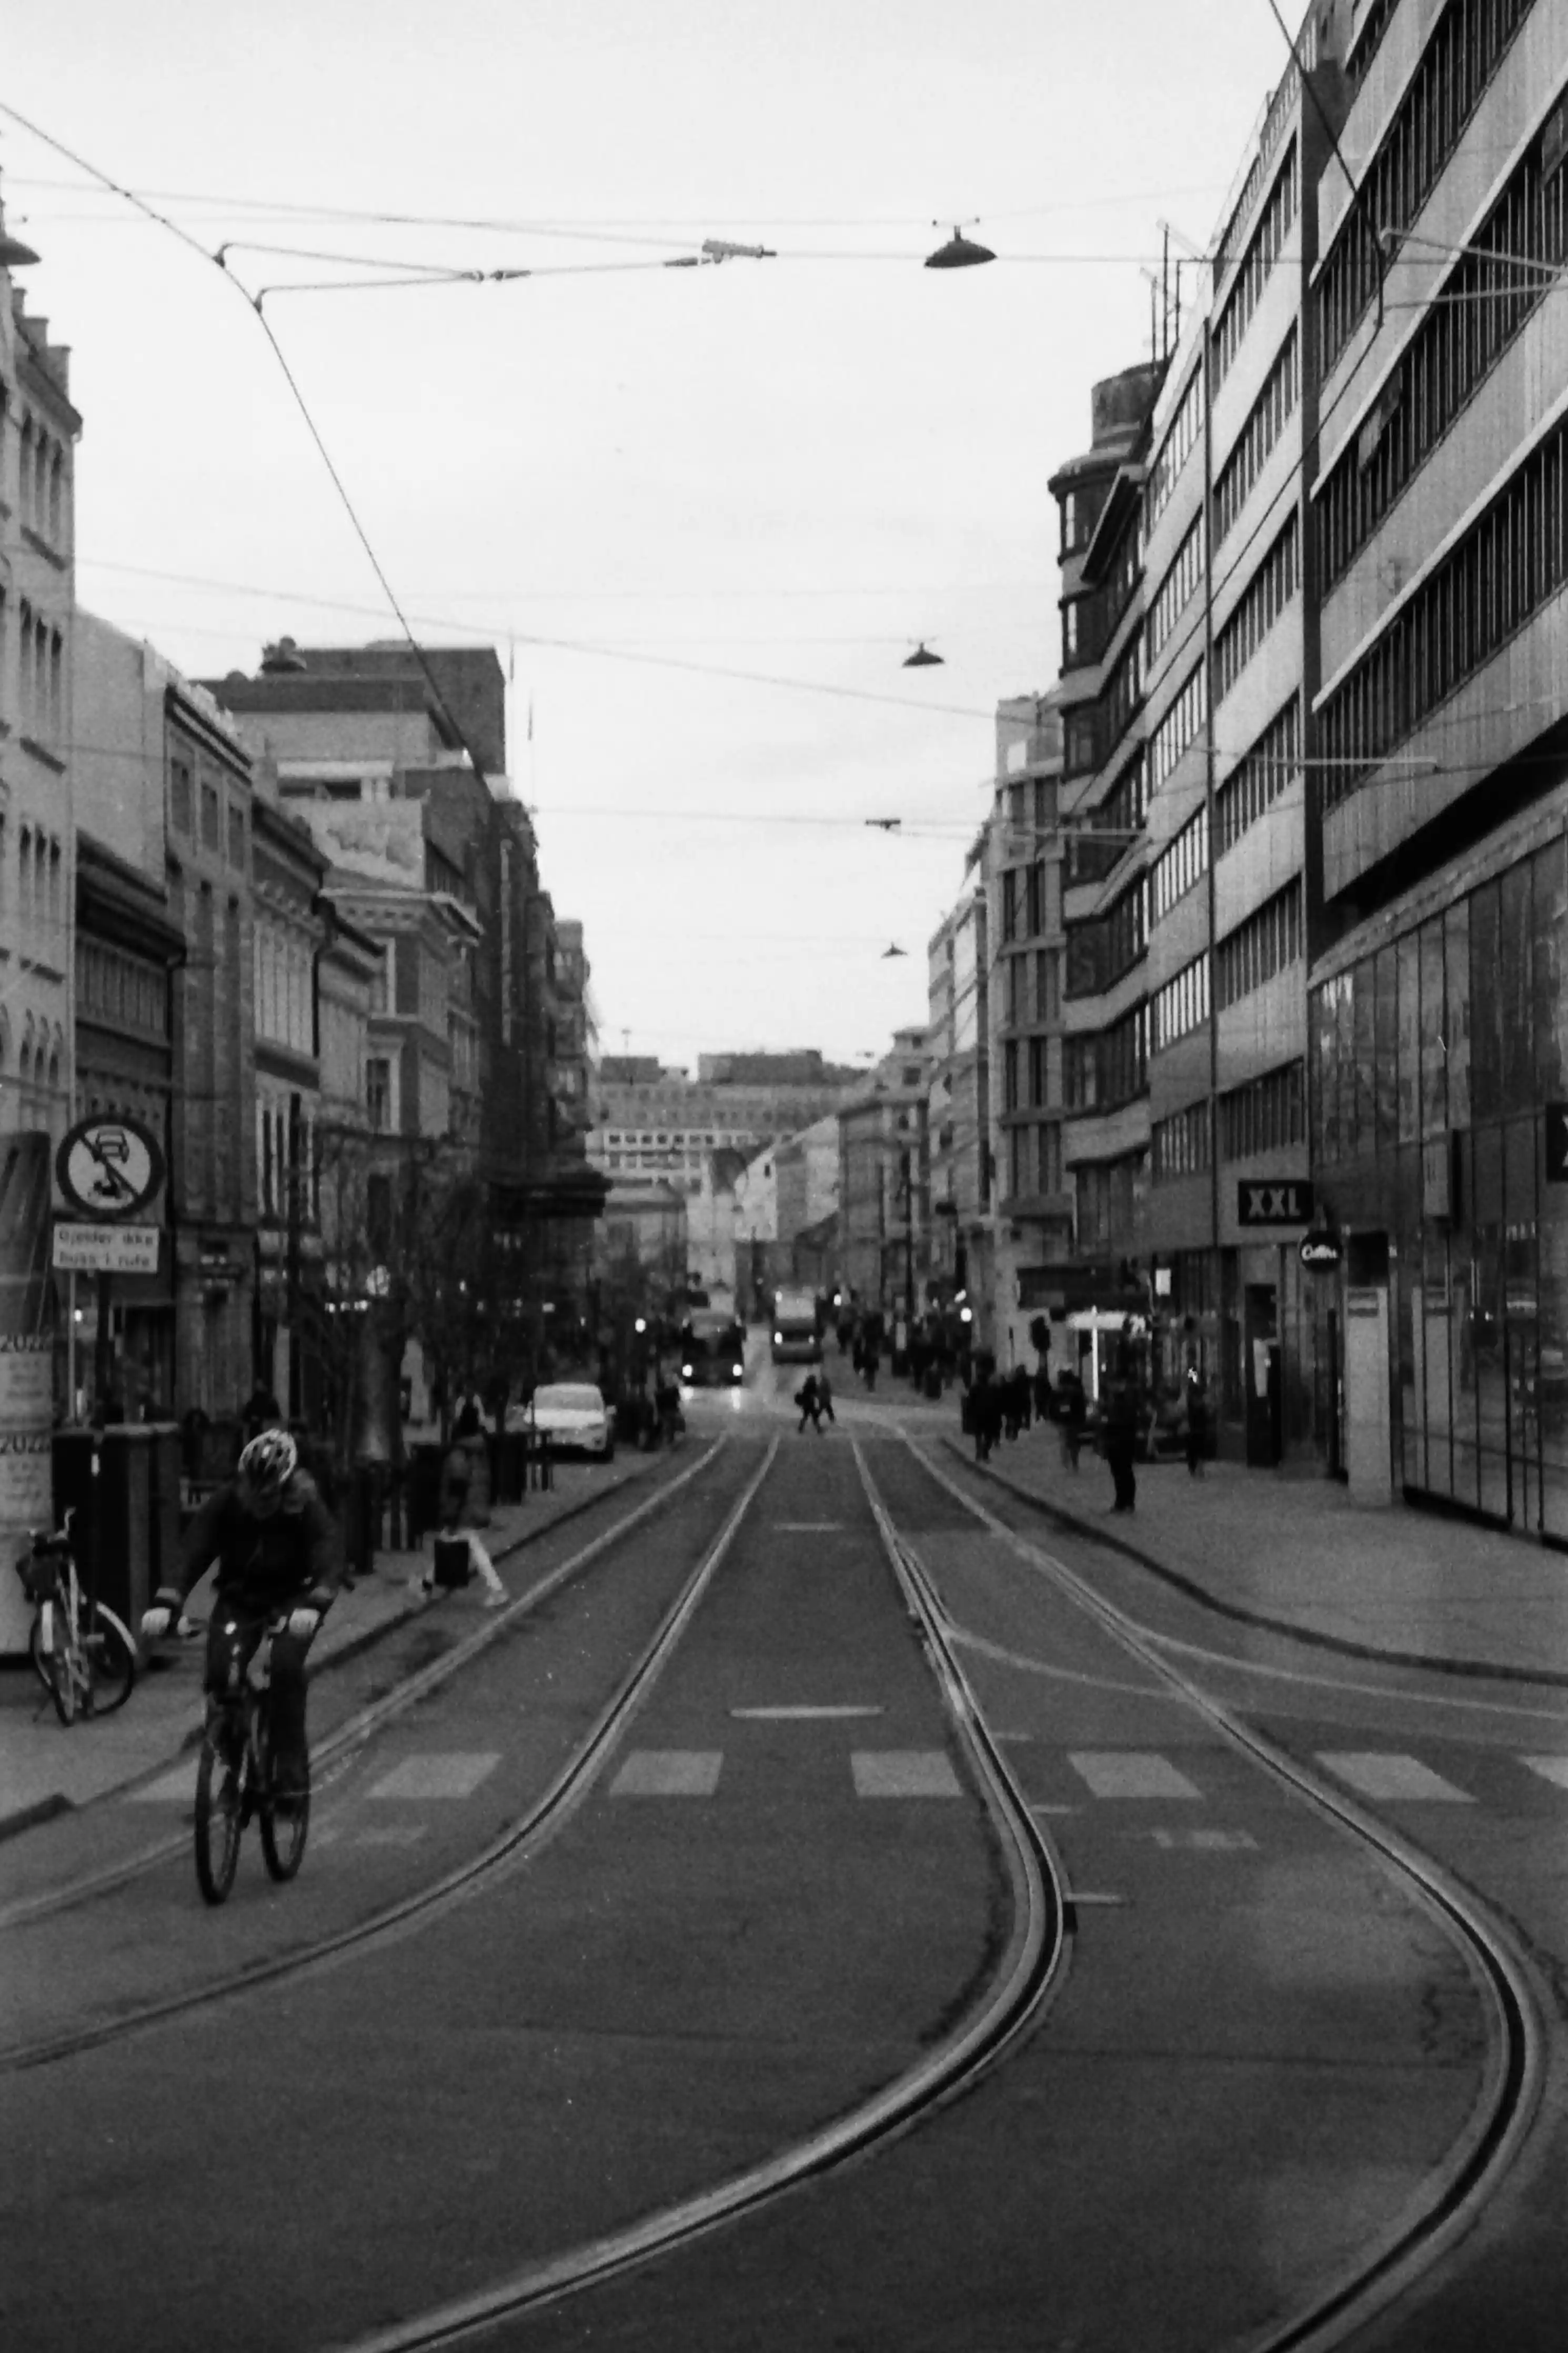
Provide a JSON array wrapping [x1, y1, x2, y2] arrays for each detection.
[[589, 1053, 861, 1194], [927, 865, 992, 1346], [1305, 0, 1568, 1535], [836, 1029, 930, 1320], [0, 219, 77, 1159], [1134, 13, 1348, 1465]]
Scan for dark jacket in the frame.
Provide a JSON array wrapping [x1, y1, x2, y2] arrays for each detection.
[[176, 1470, 344, 1609]]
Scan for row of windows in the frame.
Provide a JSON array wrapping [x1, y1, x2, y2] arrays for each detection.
[[1060, 480, 1109, 557], [254, 923, 315, 1057], [1147, 518, 1202, 667], [1316, 97, 1567, 594], [1004, 1120, 1063, 1203], [256, 1096, 321, 1224], [1000, 858, 1058, 945], [1218, 1058, 1305, 1161], [1319, 409, 1568, 809], [2, 394, 69, 548], [1313, 837, 1568, 1167], [1215, 878, 1302, 1012], [1146, 367, 1203, 536], [1317, 0, 1535, 380], [169, 757, 249, 868], [1214, 514, 1299, 705], [1211, 141, 1298, 389], [0, 816, 65, 931], [1, 596, 66, 743], [1151, 1099, 1211, 1184], [77, 941, 166, 1039], [1151, 806, 1208, 926], [1151, 954, 1210, 1053], [1062, 1001, 1148, 1113], [1215, 695, 1300, 858], [1074, 1150, 1146, 1257], [1149, 663, 1207, 791], [999, 947, 1062, 1034], [1213, 326, 1298, 550], [1065, 753, 1150, 889], [0, 1010, 66, 1092], [1065, 877, 1148, 1000]]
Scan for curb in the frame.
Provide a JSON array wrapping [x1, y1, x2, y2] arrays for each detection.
[[935, 1433, 1568, 1693], [0, 1454, 667, 1845]]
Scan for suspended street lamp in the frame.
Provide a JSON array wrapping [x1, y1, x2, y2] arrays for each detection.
[[902, 642, 944, 669], [924, 223, 996, 270]]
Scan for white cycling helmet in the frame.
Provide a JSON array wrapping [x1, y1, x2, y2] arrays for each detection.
[[238, 1426, 298, 1500]]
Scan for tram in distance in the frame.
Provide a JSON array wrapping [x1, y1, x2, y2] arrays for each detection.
[[680, 1310, 747, 1387]]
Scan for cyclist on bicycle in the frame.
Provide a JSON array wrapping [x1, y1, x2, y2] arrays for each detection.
[[141, 1428, 343, 1800]]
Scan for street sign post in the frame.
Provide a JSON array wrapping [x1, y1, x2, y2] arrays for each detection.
[[52, 1224, 161, 1276], [53, 1113, 167, 1430]]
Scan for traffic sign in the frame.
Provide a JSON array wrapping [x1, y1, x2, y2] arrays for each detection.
[[56, 1115, 165, 1219], [1237, 1179, 1314, 1227], [53, 1223, 161, 1275], [1547, 1104, 1568, 1184]]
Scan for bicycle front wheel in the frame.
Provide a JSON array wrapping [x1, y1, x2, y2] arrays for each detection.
[[81, 1601, 137, 1715], [258, 1714, 309, 1883], [30, 1607, 77, 1727], [194, 1727, 244, 1905]]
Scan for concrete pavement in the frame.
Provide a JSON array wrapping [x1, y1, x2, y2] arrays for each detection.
[[0, 1451, 660, 1840], [921, 1407, 1568, 1688]]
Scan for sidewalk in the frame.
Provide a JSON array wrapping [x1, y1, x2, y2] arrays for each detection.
[[0, 1453, 659, 1841], [923, 1414, 1568, 1690]]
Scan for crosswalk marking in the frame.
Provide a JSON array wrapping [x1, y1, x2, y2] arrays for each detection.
[[1152, 1828, 1258, 1851], [773, 1523, 846, 1532], [1067, 1751, 1202, 1799], [731, 1705, 883, 1719], [367, 1752, 500, 1800], [1317, 1752, 1475, 1803], [126, 1761, 199, 1804], [1521, 1755, 1568, 1791], [610, 1749, 723, 1797], [851, 1750, 962, 1798]]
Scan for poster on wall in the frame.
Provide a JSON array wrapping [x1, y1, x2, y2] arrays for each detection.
[[0, 1334, 53, 1525]]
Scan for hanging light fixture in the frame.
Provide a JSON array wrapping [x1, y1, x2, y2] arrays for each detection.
[[924, 225, 996, 270], [902, 642, 944, 669], [882, 943, 908, 959]]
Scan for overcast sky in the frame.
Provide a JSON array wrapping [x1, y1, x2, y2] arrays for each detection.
[[7, 1, 1294, 1073]]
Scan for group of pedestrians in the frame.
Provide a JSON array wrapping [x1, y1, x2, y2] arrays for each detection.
[[795, 1369, 836, 1433]]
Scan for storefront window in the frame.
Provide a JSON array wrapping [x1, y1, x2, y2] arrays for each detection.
[[1419, 918, 1446, 1138], [1472, 1223, 1510, 1520], [1445, 901, 1471, 1132], [1420, 1224, 1454, 1499], [1536, 1214, 1568, 1544], [1532, 838, 1568, 1102], [1395, 933, 1419, 1143], [1374, 944, 1398, 1153], [1470, 883, 1502, 1124], [1352, 957, 1377, 1159], [1312, 981, 1339, 1164], [1500, 860, 1533, 1115]]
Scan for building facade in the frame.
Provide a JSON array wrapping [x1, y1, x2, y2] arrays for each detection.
[[836, 1030, 931, 1319], [1305, 0, 1568, 1536]]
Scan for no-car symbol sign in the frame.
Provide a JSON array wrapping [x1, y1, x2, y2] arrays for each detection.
[[56, 1115, 166, 1220]]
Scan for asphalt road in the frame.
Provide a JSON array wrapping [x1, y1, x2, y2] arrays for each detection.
[[2, 1367, 1563, 2351]]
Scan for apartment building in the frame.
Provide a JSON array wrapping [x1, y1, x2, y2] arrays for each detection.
[[927, 867, 993, 1347], [1304, 0, 1568, 1535]]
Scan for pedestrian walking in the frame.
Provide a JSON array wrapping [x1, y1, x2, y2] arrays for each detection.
[[1184, 1367, 1210, 1478], [1104, 1378, 1139, 1513], [795, 1373, 823, 1433], [1059, 1370, 1087, 1471], [817, 1366, 835, 1425], [423, 1493, 508, 1607]]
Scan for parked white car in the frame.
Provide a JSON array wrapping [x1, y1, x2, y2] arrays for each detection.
[[514, 1382, 616, 1460]]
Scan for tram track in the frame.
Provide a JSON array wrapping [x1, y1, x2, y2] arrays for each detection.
[[893, 1432, 1550, 2353], [309, 1437, 1071, 2353], [0, 1437, 763, 2068]]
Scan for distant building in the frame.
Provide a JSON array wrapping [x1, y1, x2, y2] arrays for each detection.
[[837, 1029, 930, 1317], [589, 1061, 861, 1194]]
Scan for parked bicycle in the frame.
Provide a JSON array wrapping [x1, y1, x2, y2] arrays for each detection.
[[193, 1610, 310, 1906], [14, 1510, 137, 1726]]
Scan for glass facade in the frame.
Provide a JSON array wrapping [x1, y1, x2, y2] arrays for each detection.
[[1312, 830, 1568, 1539]]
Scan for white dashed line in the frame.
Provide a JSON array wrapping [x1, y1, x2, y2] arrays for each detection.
[[610, 1750, 723, 1796], [1316, 1753, 1475, 1803], [851, 1750, 962, 1798], [1068, 1751, 1203, 1799], [367, 1753, 501, 1800]]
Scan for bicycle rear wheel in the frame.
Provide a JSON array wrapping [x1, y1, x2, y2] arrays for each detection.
[[82, 1601, 137, 1715], [194, 1723, 244, 1904], [30, 1608, 77, 1727], [258, 1710, 309, 1882]]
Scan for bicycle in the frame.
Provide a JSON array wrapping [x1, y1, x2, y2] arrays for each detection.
[[194, 1613, 310, 1906], [15, 1511, 137, 1727]]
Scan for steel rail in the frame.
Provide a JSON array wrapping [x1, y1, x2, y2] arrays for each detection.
[[0, 1439, 731, 1935], [902, 1434, 1548, 2353], [0, 1438, 772, 2072], [312, 1440, 1069, 2353]]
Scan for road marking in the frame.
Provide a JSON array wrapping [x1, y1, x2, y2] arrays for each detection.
[[851, 1749, 962, 1798], [773, 1521, 846, 1531], [127, 1762, 199, 1803], [1030, 1802, 1079, 1816], [1317, 1752, 1475, 1803], [1067, 1751, 1203, 1799], [610, 1749, 723, 1796], [367, 1753, 501, 1800], [1067, 1890, 1130, 1906], [351, 1823, 429, 1847], [1521, 1755, 1568, 1791], [1152, 1827, 1259, 1851], [731, 1705, 883, 1719]]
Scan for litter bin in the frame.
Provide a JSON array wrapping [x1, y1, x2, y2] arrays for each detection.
[[51, 1425, 156, 1629]]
